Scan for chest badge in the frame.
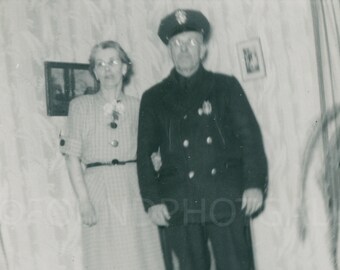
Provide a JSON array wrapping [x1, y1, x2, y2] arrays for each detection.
[[199, 100, 212, 116]]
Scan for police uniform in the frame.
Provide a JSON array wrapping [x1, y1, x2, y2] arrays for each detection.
[[137, 9, 268, 270]]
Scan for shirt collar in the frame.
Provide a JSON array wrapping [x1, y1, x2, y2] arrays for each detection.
[[173, 64, 205, 91]]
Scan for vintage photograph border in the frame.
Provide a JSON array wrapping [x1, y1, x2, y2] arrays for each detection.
[[237, 38, 266, 81]]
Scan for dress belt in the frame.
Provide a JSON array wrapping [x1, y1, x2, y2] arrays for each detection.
[[86, 159, 136, 168]]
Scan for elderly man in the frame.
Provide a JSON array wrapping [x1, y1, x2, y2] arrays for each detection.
[[137, 9, 268, 270]]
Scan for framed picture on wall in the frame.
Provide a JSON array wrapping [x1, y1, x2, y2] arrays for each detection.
[[44, 61, 97, 116], [237, 38, 266, 81]]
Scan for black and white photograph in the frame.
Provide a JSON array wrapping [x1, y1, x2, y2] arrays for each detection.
[[0, 1, 339, 270]]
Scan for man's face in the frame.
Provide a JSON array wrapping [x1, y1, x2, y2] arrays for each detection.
[[168, 31, 206, 77]]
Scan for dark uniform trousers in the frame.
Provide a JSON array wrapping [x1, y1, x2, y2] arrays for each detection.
[[159, 215, 253, 270]]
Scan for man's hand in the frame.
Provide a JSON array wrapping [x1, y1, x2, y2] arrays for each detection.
[[148, 204, 170, 226], [241, 188, 263, 216]]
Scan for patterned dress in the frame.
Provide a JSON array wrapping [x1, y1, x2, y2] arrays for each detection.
[[61, 93, 165, 270]]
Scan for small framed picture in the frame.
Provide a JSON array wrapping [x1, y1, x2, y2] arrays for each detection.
[[237, 38, 266, 81], [44, 61, 97, 116]]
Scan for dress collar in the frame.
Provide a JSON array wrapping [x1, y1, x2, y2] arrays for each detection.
[[96, 90, 125, 105]]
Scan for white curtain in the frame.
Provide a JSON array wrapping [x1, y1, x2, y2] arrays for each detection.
[[312, 0, 340, 135], [300, 0, 340, 269], [0, 1, 83, 269]]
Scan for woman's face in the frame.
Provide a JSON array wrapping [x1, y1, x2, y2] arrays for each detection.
[[93, 47, 127, 89]]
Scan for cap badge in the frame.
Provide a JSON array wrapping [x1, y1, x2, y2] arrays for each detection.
[[175, 10, 187, 25]]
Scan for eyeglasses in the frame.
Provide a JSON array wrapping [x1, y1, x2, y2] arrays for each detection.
[[170, 38, 201, 48], [95, 59, 121, 70]]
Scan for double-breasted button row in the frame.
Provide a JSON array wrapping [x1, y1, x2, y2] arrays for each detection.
[[188, 168, 217, 179], [182, 137, 213, 148], [183, 167, 219, 182], [181, 132, 214, 180], [187, 169, 216, 179]]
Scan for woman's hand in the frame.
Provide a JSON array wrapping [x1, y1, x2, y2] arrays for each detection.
[[79, 199, 97, 227], [151, 151, 162, 172], [65, 156, 97, 227]]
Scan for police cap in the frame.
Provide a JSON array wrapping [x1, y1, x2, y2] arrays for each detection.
[[158, 9, 210, 45]]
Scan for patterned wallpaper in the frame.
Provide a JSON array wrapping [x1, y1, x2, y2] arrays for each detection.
[[0, 0, 332, 269]]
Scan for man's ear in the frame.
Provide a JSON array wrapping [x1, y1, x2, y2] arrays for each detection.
[[94, 71, 98, 80], [200, 44, 207, 61], [167, 45, 173, 60], [122, 64, 127, 76]]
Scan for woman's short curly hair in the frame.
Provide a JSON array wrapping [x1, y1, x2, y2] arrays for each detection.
[[89, 40, 133, 87]]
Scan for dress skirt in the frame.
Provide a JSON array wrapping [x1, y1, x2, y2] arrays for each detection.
[[83, 164, 164, 270]]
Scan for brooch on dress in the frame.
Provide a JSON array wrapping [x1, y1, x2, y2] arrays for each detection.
[[198, 100, 212, 116], [103, 100, 125, 129]]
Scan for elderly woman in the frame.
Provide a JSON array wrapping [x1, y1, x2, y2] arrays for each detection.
[[61, 40, 164, 270]]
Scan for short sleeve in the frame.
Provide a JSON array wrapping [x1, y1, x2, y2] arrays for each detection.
[[60, 98, 86, 158]]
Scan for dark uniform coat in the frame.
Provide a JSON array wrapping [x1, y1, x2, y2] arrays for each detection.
[[137, 66, 268, 225]]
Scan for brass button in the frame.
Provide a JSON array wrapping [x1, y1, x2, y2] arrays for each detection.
[[110, 140, 119, 147], [211, 168, 217, 175], [183, 114, 188, 119], [206, 136, 213, 144], [198, 108, 203, 116], [183, 139, 189, 147], [188, 171, 195, 179]]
